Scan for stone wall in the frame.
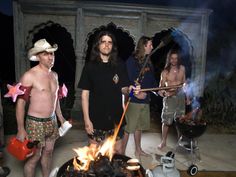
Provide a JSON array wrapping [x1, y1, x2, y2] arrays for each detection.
[[13, 0, 211, 113]]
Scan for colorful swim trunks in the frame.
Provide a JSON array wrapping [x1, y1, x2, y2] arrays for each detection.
[[26, 115, 59, 146]]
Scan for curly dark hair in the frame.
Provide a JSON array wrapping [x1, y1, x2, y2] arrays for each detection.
[[90, 30, 118, 66]]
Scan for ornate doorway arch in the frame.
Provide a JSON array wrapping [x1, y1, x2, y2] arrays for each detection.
[[25, 21, 76, 111], [152, 28, 194, 81], [83, 22, 136, 62], [26, 21, 76, 84]]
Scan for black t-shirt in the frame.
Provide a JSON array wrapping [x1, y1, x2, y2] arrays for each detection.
[[78, 61, 130, 130]]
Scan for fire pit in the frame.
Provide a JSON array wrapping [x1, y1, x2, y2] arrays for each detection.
[[56, 123, 146, 177], [56, 154, 145, 177]]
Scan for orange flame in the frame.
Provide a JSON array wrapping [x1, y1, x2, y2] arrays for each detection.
[[73, 129, 118, 171], [72, 97, 131, 172]]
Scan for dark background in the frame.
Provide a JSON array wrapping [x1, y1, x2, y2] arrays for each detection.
[[0, 0, 236, 87]]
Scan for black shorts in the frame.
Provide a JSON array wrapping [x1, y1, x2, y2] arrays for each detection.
[[87, 126, 125, 143]]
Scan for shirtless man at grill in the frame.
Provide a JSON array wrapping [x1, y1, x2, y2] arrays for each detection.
[[158, 49, 186, 149], [16, 39, 66, 177]]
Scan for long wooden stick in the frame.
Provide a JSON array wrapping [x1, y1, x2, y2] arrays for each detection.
[[114, 84, 183, 138], [114, 33, 173, 140], [139, 84, 183, 92], [136, 33, 172, 83], [112, 97, 131, 140]]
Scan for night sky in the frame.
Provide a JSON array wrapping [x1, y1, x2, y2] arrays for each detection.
[[0, 0, 12, 16]]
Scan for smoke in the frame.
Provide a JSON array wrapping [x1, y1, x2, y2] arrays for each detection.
[[205, 0, 236, 80], [169, 0, 236, 96]]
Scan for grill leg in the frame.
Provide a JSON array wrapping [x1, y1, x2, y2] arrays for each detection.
[[189, 139, 201, 164], [173, 135, 184, 153]]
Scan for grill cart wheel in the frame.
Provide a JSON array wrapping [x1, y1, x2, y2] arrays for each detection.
[[0, 166, 11, 177], [187, 164, 198, 176]]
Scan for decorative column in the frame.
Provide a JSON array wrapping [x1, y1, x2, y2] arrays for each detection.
[[197, 11, 212, 96], [13, 1, 30, 81], [71, 8, 85, 119], [139, 12, 147, 37]]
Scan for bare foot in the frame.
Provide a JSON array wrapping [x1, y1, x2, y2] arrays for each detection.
[[135, 150, 149, 157], [157, 142, 166, 150]]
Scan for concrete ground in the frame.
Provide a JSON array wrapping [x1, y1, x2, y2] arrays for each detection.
[[3, 119, 236, 177]]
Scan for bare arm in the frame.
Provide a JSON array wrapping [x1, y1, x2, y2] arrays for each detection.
[[55, 99, 66, 124], [158, 71, 167, 97], [81, 90, 93, 134], [16, 98, 27, 141], [16, 72, 32, 141], [121, 86, 130, 96], [54, 72, 66, 124]]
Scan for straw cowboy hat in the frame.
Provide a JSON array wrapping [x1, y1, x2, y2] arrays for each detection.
[[28, 39, 58, 61]]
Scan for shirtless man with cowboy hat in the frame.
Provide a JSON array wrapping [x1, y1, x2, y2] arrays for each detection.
[[16, 39, 66, 177]]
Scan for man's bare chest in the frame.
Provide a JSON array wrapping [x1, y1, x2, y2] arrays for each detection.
[[33, 77, 58, 93]]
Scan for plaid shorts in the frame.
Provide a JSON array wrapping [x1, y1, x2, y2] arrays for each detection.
[[161, 92, 185, 125]]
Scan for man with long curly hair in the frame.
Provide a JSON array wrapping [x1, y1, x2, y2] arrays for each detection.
[[158, 49, 186, 149]]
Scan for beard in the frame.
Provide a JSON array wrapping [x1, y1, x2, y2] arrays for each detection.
[[171, 63, 178, 67], [100, 50, 111, 56]]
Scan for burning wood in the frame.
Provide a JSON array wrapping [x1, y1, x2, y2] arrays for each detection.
[[175, 105, 207, 140], [72, 135, 116, 171], [58, 154, 144, 177], [57, 96, 145, 177], [56, 131, 145, 177], [178, 107, 204, 125]]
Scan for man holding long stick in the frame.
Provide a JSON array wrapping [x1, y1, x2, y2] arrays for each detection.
[[158, 49, 186, 149], [122, 36, 157, 156]]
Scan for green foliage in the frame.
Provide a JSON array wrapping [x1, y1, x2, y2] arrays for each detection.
[[202, 72, 236, 129]]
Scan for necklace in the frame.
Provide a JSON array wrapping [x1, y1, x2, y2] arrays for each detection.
[[173, 68, 178, 73]]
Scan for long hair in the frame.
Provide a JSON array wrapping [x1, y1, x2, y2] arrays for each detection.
[[164, 49, 181, 72], [90, 30, 118, 66], [134, 36, 152, 64]]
